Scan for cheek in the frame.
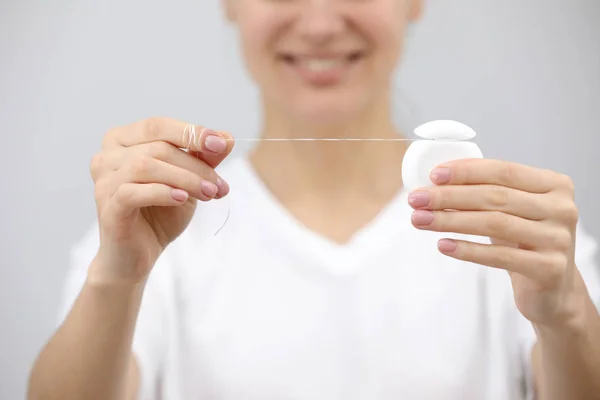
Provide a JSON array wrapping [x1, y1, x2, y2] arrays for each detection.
[[235, 3, 293, 80], [237, 21, 282, 82], [351, 2, 408, 64]]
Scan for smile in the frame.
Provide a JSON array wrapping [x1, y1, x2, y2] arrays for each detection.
[[279, 52, 365, 85]]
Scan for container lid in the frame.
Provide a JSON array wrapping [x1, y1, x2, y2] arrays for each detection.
[[414, 120, 476, 140]]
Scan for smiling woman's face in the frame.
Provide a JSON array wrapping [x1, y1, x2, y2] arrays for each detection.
[[223, 0, 423, 124]]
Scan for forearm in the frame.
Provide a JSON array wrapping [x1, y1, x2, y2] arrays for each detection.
[[28, 257, 145, 400], [533, 285, 600, 400]]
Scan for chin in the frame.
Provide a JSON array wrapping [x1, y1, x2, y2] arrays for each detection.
[[284, 89, 372, 126]]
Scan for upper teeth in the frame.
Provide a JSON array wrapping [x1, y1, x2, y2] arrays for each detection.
[[305, 59, 342, 72]]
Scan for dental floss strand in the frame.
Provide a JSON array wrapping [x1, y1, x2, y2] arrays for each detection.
[[227, 138, 416, 142], [182, 124, 231, 235], [183, 123, 418, 145], [181, 121, 483, 236]]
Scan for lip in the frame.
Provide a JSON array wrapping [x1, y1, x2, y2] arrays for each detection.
[[279, 50, 363, 61], [278, 51, 365, 86]]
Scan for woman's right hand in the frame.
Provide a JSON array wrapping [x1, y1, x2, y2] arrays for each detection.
[[88, 117, 235, 285]]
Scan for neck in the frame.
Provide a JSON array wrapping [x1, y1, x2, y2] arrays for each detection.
[[249, 94, 408, 204]]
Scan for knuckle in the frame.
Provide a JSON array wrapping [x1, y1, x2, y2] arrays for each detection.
[[543, 253, 568, 282], [176, 169, 202, 189], [454, 163, 470, 184], [129, 156, 152, 179], [429, 190, 443, 209], [485, 212, 508, 236], [101, 127, 120, 148], [434, 187, 457, 209], [558, 173, 575, 192], [200, 167, 218, 183], [112, 185, 127, 204], [143, 117, 162, 140], [568, 205, 579, 224], [187, 174, 204, 191], [558, 201, 579, 224], [495, 249, 517, 269], [148, 141, 171, 160], [485, 187, 509, 209], [89, 153, 103, 177], [549, 229, 573, 251], [113, 184, 135, 205], [497, 164, 514, 185], [94, 178, 110, 201]]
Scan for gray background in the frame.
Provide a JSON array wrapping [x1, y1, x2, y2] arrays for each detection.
[[1, 0, 599, 398]]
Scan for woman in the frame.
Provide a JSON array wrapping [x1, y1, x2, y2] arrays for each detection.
[[28, 1, 600, 399]]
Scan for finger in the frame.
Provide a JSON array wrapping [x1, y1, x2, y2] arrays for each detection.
[[91, 142, 230, 198], [437, 238, 567, 287], [115, 156, 221, 202], [408, 184, 551, 221], [189, 130, 235, 169], [411, 210, 572, 251], [430, 159, 562, 193], [107, 183, 190, 220], [102, 117, 235, 162]]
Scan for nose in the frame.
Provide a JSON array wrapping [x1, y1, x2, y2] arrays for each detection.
[[295, 0, 345, 44]]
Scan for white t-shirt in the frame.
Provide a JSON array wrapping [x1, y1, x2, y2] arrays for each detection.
[[58, 156, 600, 400]]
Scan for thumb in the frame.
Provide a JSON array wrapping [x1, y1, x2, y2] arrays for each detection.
[[190, 130, 235, 169]]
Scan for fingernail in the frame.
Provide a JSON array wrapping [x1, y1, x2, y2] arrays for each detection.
[[200, 181, 218, 198], [431, 168, 451, 184], [171, 189, 189, 203], [408, 191, 430, 208], [205, 133, 227, 153], [216, 178, 230, 197], [438, 239, 458, 253], [411, 210, 434, 226]]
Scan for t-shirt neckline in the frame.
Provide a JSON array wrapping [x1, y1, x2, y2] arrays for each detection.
[[235, 157, 412, 274]]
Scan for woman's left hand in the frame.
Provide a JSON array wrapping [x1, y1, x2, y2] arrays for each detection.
[[408, 158, 588, 329]]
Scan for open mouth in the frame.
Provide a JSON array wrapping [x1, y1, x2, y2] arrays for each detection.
[[278, 51, 365, 85], [280, 52, 364, 71]]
